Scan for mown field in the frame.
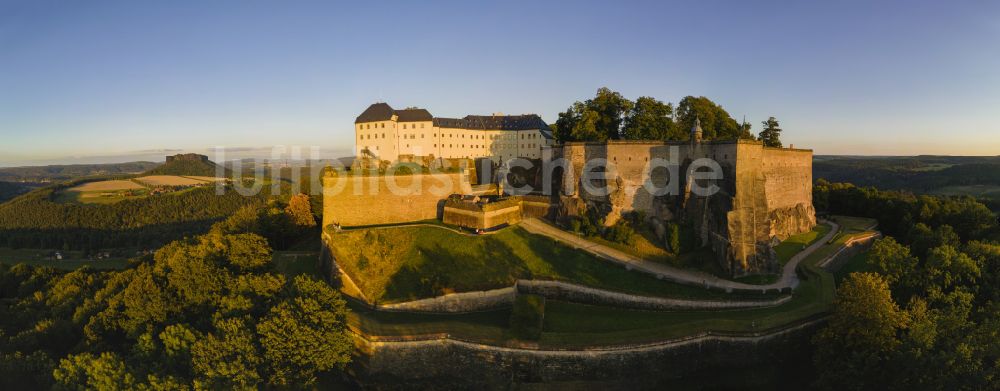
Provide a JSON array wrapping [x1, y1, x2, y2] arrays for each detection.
[[327, 224, 777, 304], [54, 175, 223, 205], [774, 223, 833, 264]]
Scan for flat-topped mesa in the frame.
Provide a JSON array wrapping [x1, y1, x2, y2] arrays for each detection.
[[165, 153, 209, 163], [549, 139, 816, 277], [353, 102, 555, 166]]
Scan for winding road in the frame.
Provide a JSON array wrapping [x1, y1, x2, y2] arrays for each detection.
[[519, 218, 840, 292]]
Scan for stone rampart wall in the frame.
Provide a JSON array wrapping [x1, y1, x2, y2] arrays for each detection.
[[350, 316, 824, 389], [351, 278, 786, 313], [378, 286, 516, 312], [322, 172, 471, 227], [517, 280, 790, 311]]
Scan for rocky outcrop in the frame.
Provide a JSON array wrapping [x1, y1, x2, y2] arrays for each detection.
[[550, 140, 815, 277]]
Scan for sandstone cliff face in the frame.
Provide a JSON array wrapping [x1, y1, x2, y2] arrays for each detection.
[[551, 141, 814, 277]]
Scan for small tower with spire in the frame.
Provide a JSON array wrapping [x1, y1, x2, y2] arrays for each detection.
[[691, 116, 703, 144]]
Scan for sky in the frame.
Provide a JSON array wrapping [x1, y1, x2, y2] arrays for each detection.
[[1, 0, 998, 166]]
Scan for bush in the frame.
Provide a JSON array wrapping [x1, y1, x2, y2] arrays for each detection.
[[667, 222, 681, 253], [604, 220, 636, 245], [509, 294, 545, 340], [568, 218, 582, 233]]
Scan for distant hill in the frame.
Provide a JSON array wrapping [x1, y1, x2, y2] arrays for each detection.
[[813, 155, 1000, 212], [0, 182, 31, 204], [0, 161, 159, 182], [144, 154, 231, 177]]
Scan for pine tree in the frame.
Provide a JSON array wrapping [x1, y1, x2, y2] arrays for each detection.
[[758, 117, 783, 147]]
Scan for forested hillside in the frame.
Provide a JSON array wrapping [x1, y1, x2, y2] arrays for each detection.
[[0, 183, 266, 251], [144, 158, 229, 177], [0, 182, 30, 204], [814, 156, 1000, 191], [0, 162, 158, 182], [0, 200, 348, 389], [811, 182, 1000, 389]]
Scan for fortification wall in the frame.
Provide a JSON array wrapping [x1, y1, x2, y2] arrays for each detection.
[[760, 148, 813, 211], [551, 140, 813, 276], [350, 317, 822, 389], [322, 172, 471, 228], [441, 204, 522, 230]]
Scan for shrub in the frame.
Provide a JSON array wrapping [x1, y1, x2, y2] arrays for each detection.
[[667, 222, 681, 253], [604, 220, 636, 245], [509, 294, 545, 340], [568, 218, 582, 233]]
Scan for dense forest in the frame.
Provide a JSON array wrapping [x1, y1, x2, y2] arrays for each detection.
[[0, 198, 348, 389], [144, 158, 230, 177], [0, 181, 32, 204], [0, 182, 267, 251], [813, 181, 1000, 389], [0, 162, 158, 182], [814, 156, 1000, 189], [551, 87, 782, 145]]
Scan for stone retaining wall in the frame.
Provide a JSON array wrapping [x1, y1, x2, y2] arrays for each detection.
[[349, 317, 825, 389], [517, 280, 790, 311], [360, 279, 787, 313], [378, 286, 516, 312]]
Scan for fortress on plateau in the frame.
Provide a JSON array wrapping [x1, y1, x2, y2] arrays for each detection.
[[326, 103, 815, 276], [550, 118, 815, 276]]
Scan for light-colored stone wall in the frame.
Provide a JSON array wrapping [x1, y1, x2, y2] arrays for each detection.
[[441, 204, 523, 230], [550, 140, 814, 276], [322, 172, 472, 228]]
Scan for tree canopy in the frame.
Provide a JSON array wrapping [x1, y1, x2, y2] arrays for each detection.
[[0, 203, 351, 389], [554, 88, 762, 143], [813, 183, 1000, 389], [758, 116, 782, 147]]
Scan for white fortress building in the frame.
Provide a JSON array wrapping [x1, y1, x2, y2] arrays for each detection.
[[354, 102, 554, 163]]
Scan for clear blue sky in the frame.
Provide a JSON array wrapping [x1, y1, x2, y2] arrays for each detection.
[[1, 0, 998, 166]]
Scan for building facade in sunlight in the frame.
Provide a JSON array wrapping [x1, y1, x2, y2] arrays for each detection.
[[353, 102, 553, 163]]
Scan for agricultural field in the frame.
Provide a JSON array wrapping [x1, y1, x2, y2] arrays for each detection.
[[68, 180, 145, 192], [136, 175, 216, 186], [327, 224, 777, 304], [54, 175, 222, 204]]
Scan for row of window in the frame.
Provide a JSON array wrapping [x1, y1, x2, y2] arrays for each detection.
[[358, 122, 431, 130], [359, 132, 547, 143]]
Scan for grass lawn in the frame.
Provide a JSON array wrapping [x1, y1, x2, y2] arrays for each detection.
[[833, 251, 872, 284], [327, 225, 775, 304], [0, 248, 131, 270], [831, 215, 877, 233], [343, 223, 872, 348], [774, 223, 832, 264], [585, 227, 674, 264], [347, 237, 839, 348]]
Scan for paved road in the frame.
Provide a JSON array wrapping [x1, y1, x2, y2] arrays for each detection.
[[519, 218, 840, 292]]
